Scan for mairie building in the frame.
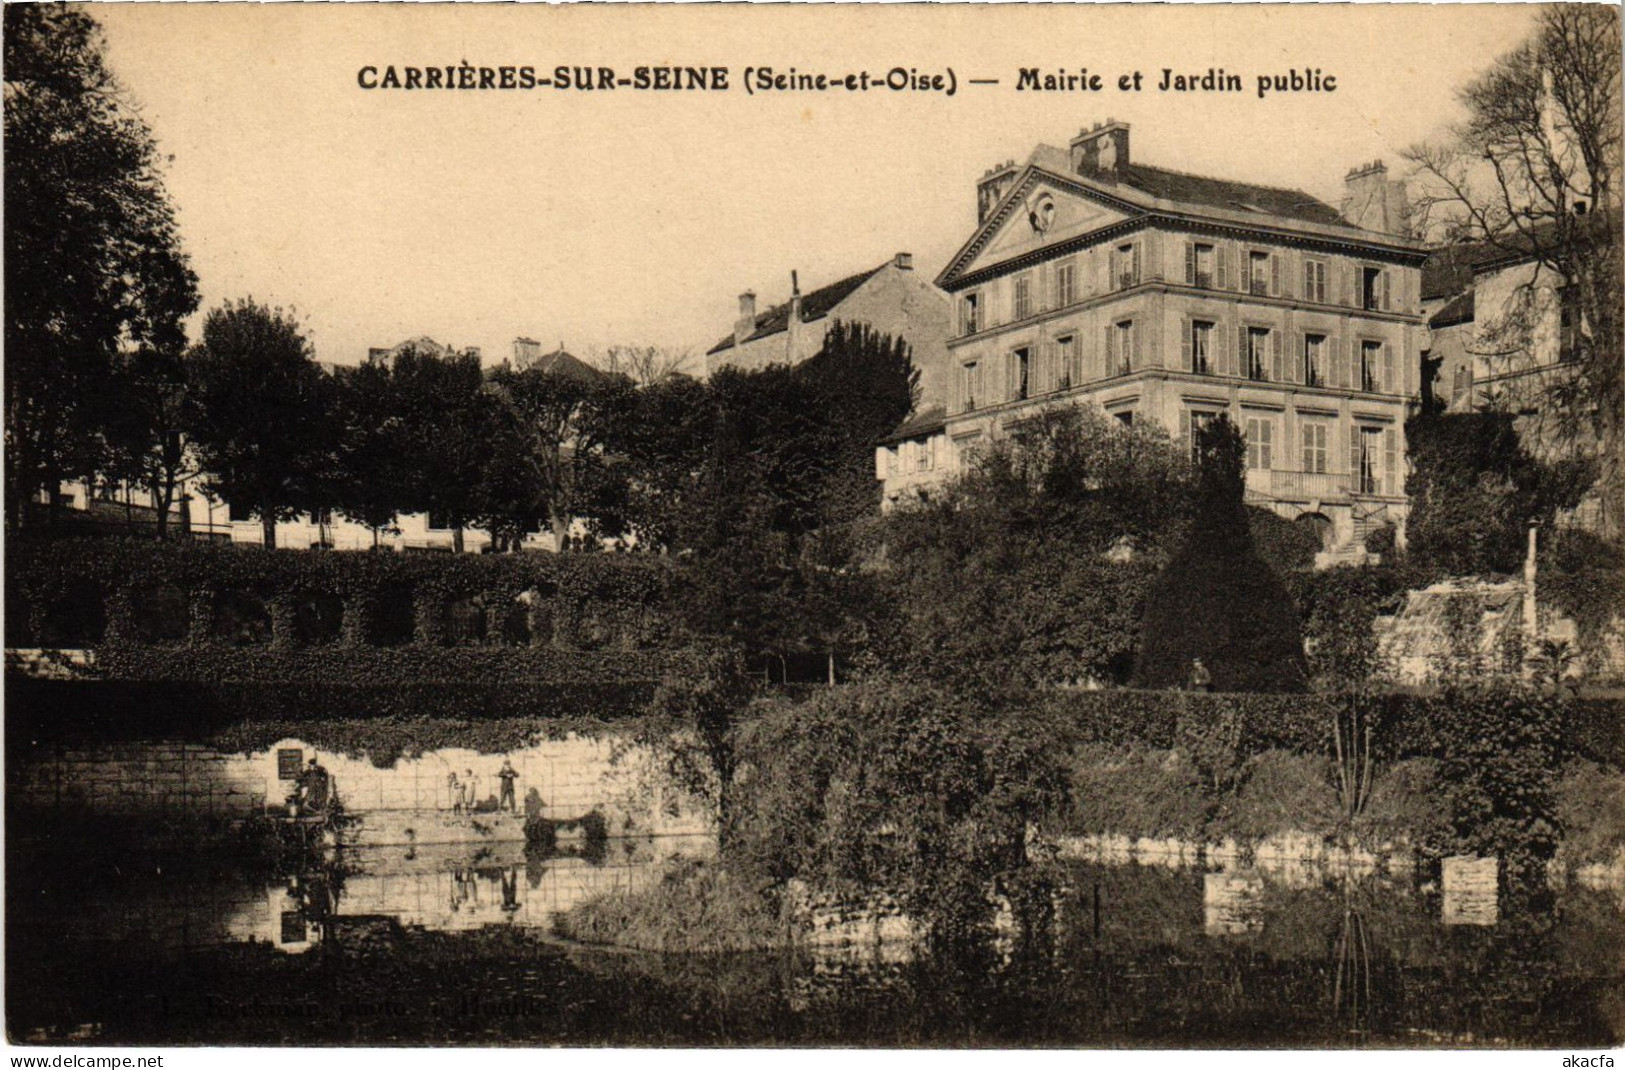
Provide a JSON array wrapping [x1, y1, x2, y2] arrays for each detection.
[[877, 122, 1430, 562]]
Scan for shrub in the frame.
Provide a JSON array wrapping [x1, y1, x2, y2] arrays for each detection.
[[1217, 749, 1340, 843], [1065, 743, 1210, 839], [1353, 756, 1454, 854], [1133, 417, 1307, 693], [1364, 523, 1397, 557], [1553, 759, 1625, 868], [553, 859, 786, 952]]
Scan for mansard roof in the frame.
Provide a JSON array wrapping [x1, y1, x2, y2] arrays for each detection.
[[706, 263, 887, 356]]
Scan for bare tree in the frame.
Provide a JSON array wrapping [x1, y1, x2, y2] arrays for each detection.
[[596, 344, 693, 386], [1405, 5, 1622, 533]]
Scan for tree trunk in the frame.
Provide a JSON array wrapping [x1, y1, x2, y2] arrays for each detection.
[[371, 525, 381, 550], [261, 512, 277, 550], [452, 525, 465, 554]]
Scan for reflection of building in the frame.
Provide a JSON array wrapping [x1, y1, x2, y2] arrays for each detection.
[[877, 124, 1429, 562], [705, 253, 952, 408]]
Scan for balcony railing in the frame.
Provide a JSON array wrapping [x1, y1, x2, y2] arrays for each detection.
[[1244, 469, 1351, 501]]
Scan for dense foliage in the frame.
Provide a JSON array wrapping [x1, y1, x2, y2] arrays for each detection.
[[877, 405, 1191, 689], [1404, 411, 1593, 575], [4, 4, 199, 528], [1134, 416, 1307, 692]]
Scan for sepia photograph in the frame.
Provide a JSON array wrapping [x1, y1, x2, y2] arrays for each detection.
[[4, 0, 1623, 1052]]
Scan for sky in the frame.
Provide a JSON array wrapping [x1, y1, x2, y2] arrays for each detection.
[[89, 3, 1542, 373]]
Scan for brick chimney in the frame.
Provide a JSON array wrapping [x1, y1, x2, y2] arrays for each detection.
[[976, 159, 1020, 224], [893, 252, 913, 271], [1069, 120, 1131, 179], [512, 337, 541, 368], [1341, 160, 1412, 236], [734, 291, 757, 347]]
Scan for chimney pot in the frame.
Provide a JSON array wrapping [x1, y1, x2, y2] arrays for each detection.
[[894, 252, 913, 270]]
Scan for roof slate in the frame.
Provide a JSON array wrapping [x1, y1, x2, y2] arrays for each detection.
[[526, 348, 605, 383], [707, 263, 887, 356], [1114, 163, 1346, 227], [1429, 290, 1476, 329]]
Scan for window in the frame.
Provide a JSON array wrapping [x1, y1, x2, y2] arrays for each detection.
[[1357, 426, 1383, 494], [1187, 242, 1216, 288], [1249, 251, 1271, 296], [1055, 261, 1076, 308], [961, 361, 978, 411], [229, 500, 253, 523], [1245, 416, 1274, 470], [1056, 334, 1078, 390], [1362, 266, 1383, 311], [1303, 334, 1326, 387], [916, 439, 935, 473], [1303, 259, 1328, 303], [1011, 347, 1031, 401], [1559, 285, 1581, 362], [1115, 243, 1139, 289], [1114, 411, 1135, 427], [1109, 320, 1136, 375], [1301, 421, 1329, 475], [1247, 327, 1271, 381], [1361, 341, 1383, 392], [960, 293, 980, 335], [1013, 274, 1034, 320], [1190, 320, 1214, 374], [1188, 410, 1217, 464]]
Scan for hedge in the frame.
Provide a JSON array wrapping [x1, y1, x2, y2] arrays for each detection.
[[1029, 688, 1625, 770], [6, 535, 694, 655], [5, 677, 661, 748]]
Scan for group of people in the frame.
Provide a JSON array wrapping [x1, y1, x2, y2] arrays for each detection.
[[447, 759, 520, 814]]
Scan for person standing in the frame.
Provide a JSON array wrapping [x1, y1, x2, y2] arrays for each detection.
[[497, 759, 519, 814], [462, 768, 479, 812], [448, 769, 462, 814]]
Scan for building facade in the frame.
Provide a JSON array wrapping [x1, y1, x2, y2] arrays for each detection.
[[705, 253, 953, 408], [877, 123, 1430, 560]]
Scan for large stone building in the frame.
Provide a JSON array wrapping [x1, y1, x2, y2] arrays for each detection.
[[877, 123, 1430, 560], [705, 253, 952, 407]]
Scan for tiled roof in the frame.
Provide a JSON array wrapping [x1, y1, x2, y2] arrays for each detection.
[[707, 264, 887, 356], [1115, 163, 1346, 227], [880, 405, 947, 445], [1429, 290, 1476, 330], [527, 348, 605, 383], [1422, 242, 1495, 302]]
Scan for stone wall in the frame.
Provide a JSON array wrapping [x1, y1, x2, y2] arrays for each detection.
[[8, 732, 714, 845]]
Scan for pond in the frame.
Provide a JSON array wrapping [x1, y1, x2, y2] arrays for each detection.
[[7, 836, 1622, 1047]]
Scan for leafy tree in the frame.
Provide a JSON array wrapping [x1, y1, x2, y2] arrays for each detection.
[[186, 300, 334, 549], [391, 345, 493, 554], [1406, 5, 1622, 532], [330, 361, 413, 547], [1134, 415, 1308, 692], [881, 404, 1193, 689], [1405, 411, 1593, 574], [799, 320, 919, 526], [101, 344, 196, 538], [4, 4, 198, 526], [605, 373, 715, 551]]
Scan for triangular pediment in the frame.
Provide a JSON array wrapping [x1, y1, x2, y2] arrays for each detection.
[[942, 170, 1144, 287]]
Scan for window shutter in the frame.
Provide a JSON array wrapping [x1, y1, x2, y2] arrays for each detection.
[[1185, 241, 1196, 285], [1349, 424, 1361, 484], [1381, 269, 1392, 311], [1181, 319, 1193, 372], [1130, 322, 1140, 370], [1261, 420, 1273, 470], [1380, 341, 1393, 393], [1340, 265, 1352, 307], [1271, 253, 1282, 297], [1272, 330, 1284, 382], [1304, 261, 1314, 301], [1104, 324, 1114, 375], [1238, 325, 1249, 378], [1217, 244, 1230, 290], [1383, 429, 1398, 495], [1131, 243, 1141, 285], [1302, 424, 1314, 474]]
